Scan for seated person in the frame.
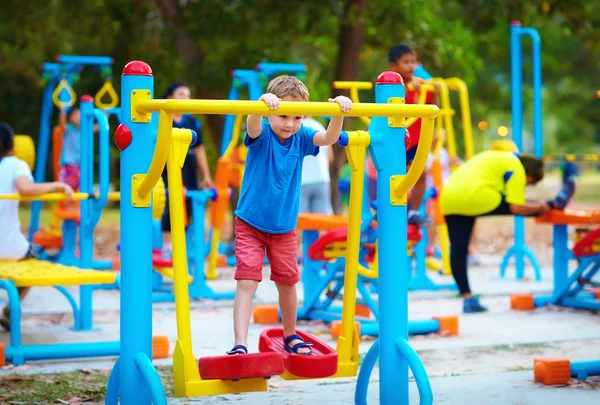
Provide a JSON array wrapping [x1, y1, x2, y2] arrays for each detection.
[[0, 122, 74, 330]]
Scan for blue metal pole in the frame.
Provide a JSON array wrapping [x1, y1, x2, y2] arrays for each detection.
[[552, 225, 568, 302], [79, 96, 94, 268], [4, 341, 120, 362], [571, 360, 600, 379], [116, 61, 156, 405], [220, 79, 241, 155], [57, 55, 114, 66], [369, 73, 409, 405], [255, 62, 307, 77], [510, 21, 523, 151], [523, 27, 543, 158], [29, 75, 57, 238], [78, 96, 95, 330]]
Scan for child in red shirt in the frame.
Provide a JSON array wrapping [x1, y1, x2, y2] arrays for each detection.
[[388, 44, 438, 226]]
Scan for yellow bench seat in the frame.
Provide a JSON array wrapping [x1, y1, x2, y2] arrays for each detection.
[[0, 260, 115, 287]]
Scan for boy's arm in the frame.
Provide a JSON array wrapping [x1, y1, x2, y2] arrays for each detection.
[[247, 93, 279, 139], [313, 96, 352, 146]]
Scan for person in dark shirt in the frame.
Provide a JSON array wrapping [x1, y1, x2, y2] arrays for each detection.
[[161, 82, 214, 231]]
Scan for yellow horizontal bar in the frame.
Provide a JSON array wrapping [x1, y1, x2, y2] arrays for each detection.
[[332, 81, 373, 90], [0, 191, 121, 202], [137, 99, 439, 119], [0, 192, 89, 201]]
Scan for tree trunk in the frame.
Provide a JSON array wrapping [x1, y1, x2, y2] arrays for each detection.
[[330, 0, 367, 214], [153, 0, 224, 167]]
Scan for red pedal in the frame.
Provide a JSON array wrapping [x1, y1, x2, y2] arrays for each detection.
[[572, 227, 600, 258], [407, 224, 422, 243], [258, 328, 338, 378], [307, 228, 348, 261], [152, 249, 173, 268], [198, 352, 285, 380]]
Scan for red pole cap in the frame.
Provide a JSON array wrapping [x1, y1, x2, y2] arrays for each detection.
[[376, 71, 403, 85], [81, 95, 94, 103], [122, 61, 153, 76], [511, 20, 522, 26]]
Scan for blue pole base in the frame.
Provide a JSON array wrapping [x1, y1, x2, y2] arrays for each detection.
[[500, 243, 542, 281], [533, 292, 597, 309]]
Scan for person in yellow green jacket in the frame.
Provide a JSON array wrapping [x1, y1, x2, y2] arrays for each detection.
[[441, 151, 550, 313]]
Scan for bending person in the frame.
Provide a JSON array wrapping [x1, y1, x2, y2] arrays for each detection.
[[440, 151, 549, 313]]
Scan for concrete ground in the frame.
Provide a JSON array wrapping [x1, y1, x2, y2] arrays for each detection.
[[1, 254, 599, 404]]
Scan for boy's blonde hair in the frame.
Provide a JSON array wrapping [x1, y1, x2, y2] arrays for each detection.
[[266, 75, 309, 102]]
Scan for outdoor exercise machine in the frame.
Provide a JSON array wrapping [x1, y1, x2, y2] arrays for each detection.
[[105, 61, 438, 405]]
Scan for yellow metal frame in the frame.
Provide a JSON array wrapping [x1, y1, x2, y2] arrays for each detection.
[[94, 80, 120, 110], [52, 79, 77, 109], [131, 97, 438, 397], [131, 174, 151, 208], [130, 90, 152, 123], [332, 81, 373, 126], [389, 175, 407, 206]]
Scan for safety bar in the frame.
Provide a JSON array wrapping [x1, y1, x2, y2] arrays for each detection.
[[135, 100, 437, 202], [136, 99, 438, 118]]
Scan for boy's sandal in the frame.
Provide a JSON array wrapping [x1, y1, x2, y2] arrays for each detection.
[[226, 345, 248, 355], [283, 334, 313, 356]]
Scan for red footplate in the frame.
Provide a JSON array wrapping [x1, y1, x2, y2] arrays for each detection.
[[258, 328, 338, 378], [198, 352, 285, 380]]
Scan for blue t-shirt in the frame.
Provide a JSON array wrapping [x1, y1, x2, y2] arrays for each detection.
[[60, 123, 80, 165], [235, 120, 319, 233]]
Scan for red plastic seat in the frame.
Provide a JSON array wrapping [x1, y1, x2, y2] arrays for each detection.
[[198, 352, 285, 380], [258, 328, 338, 378], [572, 227, 600, 258], [307, 225, 422, 262]]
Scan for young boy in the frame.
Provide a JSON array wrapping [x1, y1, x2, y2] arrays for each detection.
[[229, 76, 351, 355], [388, 44, 438, 227]]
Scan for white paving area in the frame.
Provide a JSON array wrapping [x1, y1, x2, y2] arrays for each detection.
[[1, 256, 599, 404]]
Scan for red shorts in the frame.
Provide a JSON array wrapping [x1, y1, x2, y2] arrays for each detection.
[[234, 217, 299, 285], [59, 164, 80, 191]]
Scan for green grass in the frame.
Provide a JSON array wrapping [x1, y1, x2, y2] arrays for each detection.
[[0, 366, 175, 403]]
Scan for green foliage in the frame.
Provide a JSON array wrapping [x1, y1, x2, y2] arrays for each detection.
[[1, 0, 599, 181]]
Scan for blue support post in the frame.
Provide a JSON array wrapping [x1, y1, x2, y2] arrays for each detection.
[[501, 21, 542, 281], [29, 72, 57, 238], [368, 74, 421, 405], [77, 96, 95, 329], [187, 190, 235, 300], [110, 61, 160, 405]]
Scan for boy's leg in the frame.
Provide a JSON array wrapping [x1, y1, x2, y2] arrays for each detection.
[[267, 229, 310, 354], [232, 280, 260, 348], [231, 217, 266, 352]]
